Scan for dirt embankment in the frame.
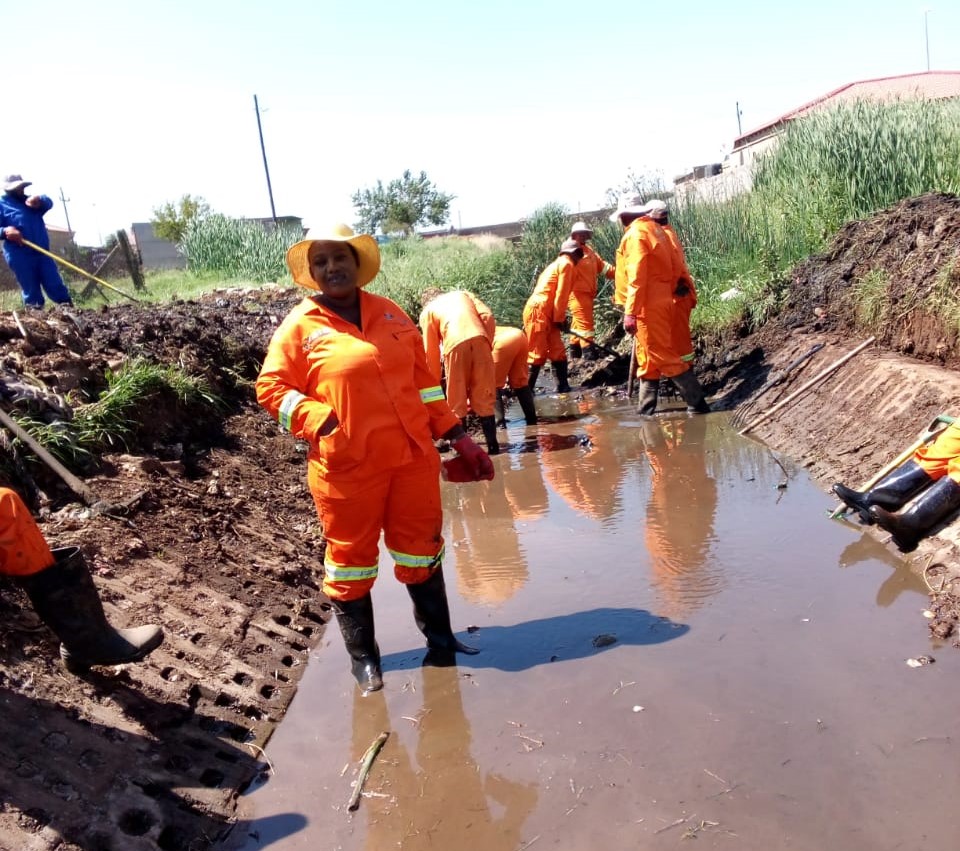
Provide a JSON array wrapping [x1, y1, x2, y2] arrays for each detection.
[[0, 193, 959, 849]]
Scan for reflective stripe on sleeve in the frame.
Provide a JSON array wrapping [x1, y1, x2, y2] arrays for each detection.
[[419, 385, 446, 404], [388, 545, 444, 569], [681, 353, 695, 362], [324, 558, 379, 583], [278, 390, 307, 432]]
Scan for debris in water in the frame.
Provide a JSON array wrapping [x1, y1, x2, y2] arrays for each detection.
[[592, 634, 617, 648], [906, 656, 935, 668]]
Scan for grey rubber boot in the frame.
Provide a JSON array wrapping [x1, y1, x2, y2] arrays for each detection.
[[18, 547, 164, 674], [869, 475, 960, 552], [832, 460, 932, 525], [637, 379, 659, 415], [670, 369, 710, 413], [331, 594, 383, 694], [515, 385, 538, 425], [479, 414, 501, 455], [407, 567, 478, 665]]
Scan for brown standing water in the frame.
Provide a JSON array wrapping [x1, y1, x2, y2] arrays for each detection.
[[232, 399, 960, 850]]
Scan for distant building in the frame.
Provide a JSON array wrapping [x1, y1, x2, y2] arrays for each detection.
[[420, 209, 611, 243], [676, 70, 960, 205]]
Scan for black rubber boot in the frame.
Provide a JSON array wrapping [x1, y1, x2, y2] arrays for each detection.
[[406, 567, 478, 665], [568, 342, 582, 360], [18, 547, 164, 674], [552, 360, 572, 393], [869, 475, 960, 553], [331, 594, 383, 694], [832, 460, 932, 525], [479, 414, 500, 455], [670, 369, 710, 413], [515, 385, 538, 425], [582, 344, 598, 361], [495, 389, 508, 428], [637, 379, 659, 415], [528, 363, 542, 391]]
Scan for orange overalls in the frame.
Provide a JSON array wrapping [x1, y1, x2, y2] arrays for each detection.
[[0, 487, 54, 577], [663, 224, 698, 363], [492, 326, 531, 390], [523, 255, 576, 365], [256, 291, 461, 602], [419, 290, 496, 418], [617, 218, 687, 381], [568, 244, 615, 346], [914, 422, 960, 484]]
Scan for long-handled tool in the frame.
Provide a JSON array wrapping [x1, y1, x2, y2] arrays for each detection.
[[566, 328, 623, 360], [738, 337, 876, 436], [0, 408, 98, 505], [21, 238, 140, 303], [731, 342, 825, 428], [828, 413, 955, 519], [626, 341, 637, 399]]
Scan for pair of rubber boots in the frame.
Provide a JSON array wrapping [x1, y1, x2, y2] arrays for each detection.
[[17, 547, 164, 673], [495, 387, 538, 428], [568, 342, 598, 362], [528, 361, 571, 394], [331, 566, 479, 695], [637, 370, 710, 416], [832, 460, 960, 552]]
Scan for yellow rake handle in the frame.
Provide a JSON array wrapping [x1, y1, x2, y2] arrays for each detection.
[[22, 238, 140, 302]]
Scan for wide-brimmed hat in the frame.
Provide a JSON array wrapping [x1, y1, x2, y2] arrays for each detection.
[[286, 223, 381, 290], [3, 174, 32, 193], [643, 199, 668, 217], [570, 220, 593, 235], [609, 193, 647, 222], [559, 238, 582, 256]]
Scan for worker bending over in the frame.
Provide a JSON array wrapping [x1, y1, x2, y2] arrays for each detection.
[[492, 325, 538, 427]]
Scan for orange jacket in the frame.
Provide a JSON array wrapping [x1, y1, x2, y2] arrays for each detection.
[[419, 290, 495, 383], [256, 291, 461, 494], [526, 255, 576, 322], [0, 487, 54, 576], [617, 218, 676, 316], [572, 244, 615, 297]]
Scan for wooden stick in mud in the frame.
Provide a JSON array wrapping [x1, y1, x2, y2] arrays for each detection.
[[626, 341, 637, 400], [737, 337, 876, 436], [347, 731, 390, 812], [0, 408, 99, 506]]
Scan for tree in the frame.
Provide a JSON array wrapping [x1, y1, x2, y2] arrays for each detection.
[[151, 194, 212, 244], [352, 170, 454, 236]]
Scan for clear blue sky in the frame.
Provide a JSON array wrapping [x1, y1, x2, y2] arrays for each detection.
[[4, 0, 957, 245]]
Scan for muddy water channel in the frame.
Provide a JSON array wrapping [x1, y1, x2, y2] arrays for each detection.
[[234, 398, 960, 851]]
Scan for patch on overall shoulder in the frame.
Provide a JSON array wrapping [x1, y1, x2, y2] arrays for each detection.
[[302, 326, 336, 352]]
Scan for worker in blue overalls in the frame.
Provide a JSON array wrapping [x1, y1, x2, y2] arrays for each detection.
[[0, 174, 74, 309]]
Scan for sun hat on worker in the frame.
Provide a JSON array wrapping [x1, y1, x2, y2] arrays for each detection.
[[3, 174, 32, 193], [608, 193, 648, 222], [570, 220, 593, 235], [559, 238, 582, 255], [286, 223, 381, 290]]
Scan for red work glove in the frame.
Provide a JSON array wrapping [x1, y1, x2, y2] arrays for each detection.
[[451, 435, 495, 481], [442, 456, 477, 483], [623, 314, 637, 336]]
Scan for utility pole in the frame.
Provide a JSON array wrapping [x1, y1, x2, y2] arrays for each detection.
[[924, 8, 931, 71], [253, 94, 278, 225], [735, 101, 743, 136], [59, 187, 73, 234]]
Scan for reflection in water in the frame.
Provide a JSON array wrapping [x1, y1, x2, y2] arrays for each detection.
[[444, 453, 548, 604], [540, 424, 625, 522], [351, 669, 537, 850], [838, 533, 927, 607], [640, 416, 723, 616]]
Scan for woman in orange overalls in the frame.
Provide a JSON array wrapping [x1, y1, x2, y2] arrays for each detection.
[[256, 224, 494, 694]]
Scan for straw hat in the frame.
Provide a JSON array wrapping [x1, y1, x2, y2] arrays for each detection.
[[608, 193, 648, 222], [286, 223, 381, 290], [570, 220, 592, 235]]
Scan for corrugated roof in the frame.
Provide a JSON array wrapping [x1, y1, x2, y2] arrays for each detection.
[[733, 70, 960, 149]]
